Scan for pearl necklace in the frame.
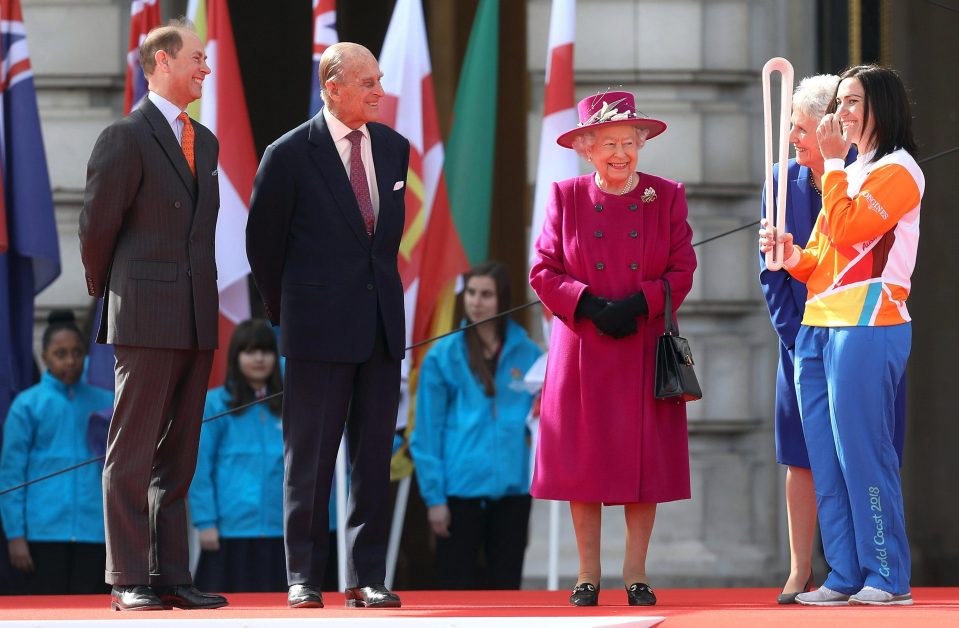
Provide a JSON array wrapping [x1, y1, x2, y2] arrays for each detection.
[[596, 172, 634, 195]]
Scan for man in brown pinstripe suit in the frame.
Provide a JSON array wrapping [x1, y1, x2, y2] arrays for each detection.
[[79, 21, 227, 611]]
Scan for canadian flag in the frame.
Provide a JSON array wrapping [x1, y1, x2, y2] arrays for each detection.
[[529, 0, 579, 338], [202, 0, 256, 384]]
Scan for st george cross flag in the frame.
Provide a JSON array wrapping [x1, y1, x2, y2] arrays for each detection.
[[123, 0, 160, 114], [528, 0, 578, 338], [0, 0, 60, 420], [310, 0, 337, 116]]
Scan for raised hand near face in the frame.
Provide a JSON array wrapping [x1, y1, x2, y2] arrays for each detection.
[[816, 112, 851, 161]]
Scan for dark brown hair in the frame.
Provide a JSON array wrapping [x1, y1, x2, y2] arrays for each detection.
[[827, 64, 918, 161], [461, 261, 512, 397], [139, 18, 194, 76], [224, 319, 283, 416]]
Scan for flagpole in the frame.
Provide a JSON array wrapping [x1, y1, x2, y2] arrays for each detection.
[[532, 0, 578, 592]]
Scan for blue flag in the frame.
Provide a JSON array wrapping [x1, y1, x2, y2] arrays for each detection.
[[0, 0, 61, 422]]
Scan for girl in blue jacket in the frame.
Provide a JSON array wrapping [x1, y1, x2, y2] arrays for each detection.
[[0, 310, 113, 594], [411, 261, 543, 589], [189, 319, 287, 592]]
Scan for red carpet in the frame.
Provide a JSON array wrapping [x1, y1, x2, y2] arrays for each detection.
[[0, 588, 956, 626]]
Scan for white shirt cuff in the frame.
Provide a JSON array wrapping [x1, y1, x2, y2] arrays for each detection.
[[783, 248, 802, 269], [823, 158, 846, 173]]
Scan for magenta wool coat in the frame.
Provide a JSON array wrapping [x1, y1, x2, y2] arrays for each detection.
[[529, 173, 697, 504]]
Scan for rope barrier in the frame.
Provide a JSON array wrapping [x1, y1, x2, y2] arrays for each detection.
[[2, 144, 956, 497]]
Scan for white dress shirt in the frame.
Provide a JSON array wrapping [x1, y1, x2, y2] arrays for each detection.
[[323, 106, 380, 219], [147, 91, 187, 145]]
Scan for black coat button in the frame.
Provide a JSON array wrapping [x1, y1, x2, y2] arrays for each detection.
[[367, 284, 374, 291], [630, 263, 639, 270], [629, 230, 638, 238], [594, 204, 603, 212], [629, 204, 638, 211], [187, 268, 192, 277], [594, 230, 603, 238], [595, 262, 605, 270], [174, 201, 182, 209]]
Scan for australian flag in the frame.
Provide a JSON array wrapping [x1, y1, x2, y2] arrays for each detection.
[[0, 0, 60, 421], [123, 0, 159, 114]]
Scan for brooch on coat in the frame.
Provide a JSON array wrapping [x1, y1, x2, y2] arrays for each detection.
[[641, 187, 657, 203]]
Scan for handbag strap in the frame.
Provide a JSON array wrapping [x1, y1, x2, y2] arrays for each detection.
[[663, 278, 678, 335]]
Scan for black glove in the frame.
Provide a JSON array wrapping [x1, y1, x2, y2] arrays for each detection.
[[593, 292, 648, 339], [574, 291, 608, 322]]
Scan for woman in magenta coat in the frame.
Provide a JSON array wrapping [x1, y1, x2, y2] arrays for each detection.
[[530, 90, 696, 607]]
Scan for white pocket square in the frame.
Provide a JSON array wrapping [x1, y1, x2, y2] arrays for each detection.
[[393, 180, 405, 191]]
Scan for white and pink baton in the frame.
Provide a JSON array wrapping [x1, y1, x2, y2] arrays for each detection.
[[762, 56, 794, 270]]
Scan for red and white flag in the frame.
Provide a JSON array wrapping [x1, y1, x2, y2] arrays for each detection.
[[202, 0, 256, 384], [378, 0, 468, 435], [529, 0, 579, 337], [310, 0, 337, 114], [379, 0, 468, 363]]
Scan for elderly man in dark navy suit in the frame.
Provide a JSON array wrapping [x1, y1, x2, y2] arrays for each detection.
[[246, 42, 409, 609]]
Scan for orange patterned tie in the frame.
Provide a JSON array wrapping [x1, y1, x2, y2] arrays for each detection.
[[177, 112, 196, 177]]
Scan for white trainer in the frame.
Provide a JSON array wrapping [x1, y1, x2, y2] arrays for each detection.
[[795, 586, 850, 606], [848, 586, 913, 606]]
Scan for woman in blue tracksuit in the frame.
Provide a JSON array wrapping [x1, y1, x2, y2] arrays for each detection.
[[0, 310, 113, 594], [411, 261, 543, 590], [188, 319, 287, 592]]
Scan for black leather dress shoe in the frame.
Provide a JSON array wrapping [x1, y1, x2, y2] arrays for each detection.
[[288, 584, 324, 608], [111, 585, 165, 611], [569, 582, 599, 606], [626, 582, 656, 606], [344, 584, 401, 608], [155, 585, 228, 609]]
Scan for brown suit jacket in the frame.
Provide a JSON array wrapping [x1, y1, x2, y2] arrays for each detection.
[[79, 98, 220, 350]]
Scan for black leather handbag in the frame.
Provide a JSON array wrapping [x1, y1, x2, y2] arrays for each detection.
[[654, 279, 702, 402]]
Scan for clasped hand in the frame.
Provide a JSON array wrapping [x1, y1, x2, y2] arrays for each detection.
[[758, 217, 795, 261], [576, 292, 648, 339]]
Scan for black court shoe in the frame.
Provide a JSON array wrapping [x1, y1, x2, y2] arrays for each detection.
[[777, 574, 814, 605], [569, 582, 599, 606], [626, 582, 656, 606]]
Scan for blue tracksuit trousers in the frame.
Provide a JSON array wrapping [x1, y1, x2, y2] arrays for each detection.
[[794, 323, 911, 596]]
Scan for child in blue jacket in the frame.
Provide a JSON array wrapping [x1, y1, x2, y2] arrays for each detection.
[[0, 310, 113, 594], [189, 319, 287, 592], [411, 261, 542, 589]]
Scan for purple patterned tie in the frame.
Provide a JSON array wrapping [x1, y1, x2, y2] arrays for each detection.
[[346, 130, 375, 237]]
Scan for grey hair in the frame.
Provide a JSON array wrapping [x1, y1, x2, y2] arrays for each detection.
[[570, 126, 650, 160], [793, 74, 840, 121], [319, 42, 373, 105]]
